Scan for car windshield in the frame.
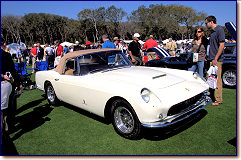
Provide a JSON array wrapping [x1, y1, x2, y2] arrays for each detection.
[[76, 50, 133, 75]]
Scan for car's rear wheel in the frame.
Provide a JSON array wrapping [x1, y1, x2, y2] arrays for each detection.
[[46, 83, 59, 105], [222, 67, 236, 88], [111, 99, 141, 139]]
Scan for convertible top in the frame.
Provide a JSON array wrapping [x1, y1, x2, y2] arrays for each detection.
[[54, 48, 121, 74]]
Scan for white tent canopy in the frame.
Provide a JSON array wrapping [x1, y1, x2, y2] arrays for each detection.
[[6, 42, 26, 55], [60, 42, 75, 47]]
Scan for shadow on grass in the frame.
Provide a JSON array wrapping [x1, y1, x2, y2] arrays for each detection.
[[11, 104, 53, 141], [15, 97, 46, 115], [62, 102, 110, 125], [227, 137, 236, 148], [142, 109, 208, 141], [62, 101, 208, 141], [1, 133, 19, 155]]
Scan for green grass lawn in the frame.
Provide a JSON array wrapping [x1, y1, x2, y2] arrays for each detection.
[[3, 71, 237, 155]]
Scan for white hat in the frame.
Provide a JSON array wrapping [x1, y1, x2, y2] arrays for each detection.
[[133, 33, 140, 38], [75, 41, 79, 44], [34, 44, 37, 46]]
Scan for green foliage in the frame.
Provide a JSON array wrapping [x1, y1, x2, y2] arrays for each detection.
[[1, 4, 232, 45], [128, 4, 207, 40]]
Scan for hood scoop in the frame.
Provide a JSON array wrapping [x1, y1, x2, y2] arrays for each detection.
[[152, 74, 167, 79]]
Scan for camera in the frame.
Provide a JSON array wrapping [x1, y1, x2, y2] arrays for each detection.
[[5, 72, 12, 79]]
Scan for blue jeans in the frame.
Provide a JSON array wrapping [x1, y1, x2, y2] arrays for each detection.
[[188, 61, 204, 78]]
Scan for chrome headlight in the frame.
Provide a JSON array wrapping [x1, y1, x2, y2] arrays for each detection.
[[141, 88, 150, 103], [141, 88, 161, 105]]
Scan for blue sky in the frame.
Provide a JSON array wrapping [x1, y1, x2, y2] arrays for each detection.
[[1, 1, 237, 26]]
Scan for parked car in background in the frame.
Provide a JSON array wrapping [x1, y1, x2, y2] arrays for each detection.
[[36, 49, 210, 139], [145, 51, 193, 70], [145, 42, 237, 88], [143, 47, 172, 64], [222, 42, 236, 88]]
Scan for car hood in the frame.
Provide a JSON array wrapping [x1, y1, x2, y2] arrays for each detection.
[[95, 66, 185, 89]]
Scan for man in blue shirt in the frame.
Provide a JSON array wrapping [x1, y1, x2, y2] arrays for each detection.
[[16, 47, 23, 63], [63, 45, 69, 55], [102, 35, 116, 49]]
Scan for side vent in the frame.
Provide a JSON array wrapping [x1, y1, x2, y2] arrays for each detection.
[[152, 74, 167, 79]]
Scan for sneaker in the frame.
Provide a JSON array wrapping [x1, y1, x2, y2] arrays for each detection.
[[212, 102, 219, 106]]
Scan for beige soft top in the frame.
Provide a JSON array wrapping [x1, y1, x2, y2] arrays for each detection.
[[54, 48, 121, 74]]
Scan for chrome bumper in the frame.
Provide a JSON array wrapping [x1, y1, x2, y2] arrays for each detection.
[[142, 92, 211, 128]]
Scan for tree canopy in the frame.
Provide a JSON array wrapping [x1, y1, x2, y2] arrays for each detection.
[[1, 4, 232, 46]]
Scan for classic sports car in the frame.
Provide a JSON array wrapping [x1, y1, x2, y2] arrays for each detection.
[[36, 49, 210, 139], [222, 42, 236, 88], [142, 47, 172, 64], [145, 51, 193, 70]]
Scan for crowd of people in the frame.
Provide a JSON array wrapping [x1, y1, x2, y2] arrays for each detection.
[[1, 15, 226, 146]]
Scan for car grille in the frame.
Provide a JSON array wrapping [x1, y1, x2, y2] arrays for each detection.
[[167, 93, 204, 116]]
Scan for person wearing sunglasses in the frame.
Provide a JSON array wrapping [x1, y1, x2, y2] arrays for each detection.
[[188, 26, 209, 78], [205, 15, 225, 106]]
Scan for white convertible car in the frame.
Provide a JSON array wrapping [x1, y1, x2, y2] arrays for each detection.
[[36, 49, 210, 139]]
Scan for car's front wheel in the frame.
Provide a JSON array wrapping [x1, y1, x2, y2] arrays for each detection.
[[111, 99, 141, 139], [45, 83, 59, 105], [222, 67, 236, 88]]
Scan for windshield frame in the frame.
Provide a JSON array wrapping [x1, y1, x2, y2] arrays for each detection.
[[76, 50, 133, 75]]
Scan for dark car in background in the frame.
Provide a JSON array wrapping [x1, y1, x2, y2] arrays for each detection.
[[145, 51, 193, 70], [222, 42, 236, 87], [145, 42, 237, 88]]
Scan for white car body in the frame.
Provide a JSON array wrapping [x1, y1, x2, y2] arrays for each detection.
[[36, 49, 210, 139]]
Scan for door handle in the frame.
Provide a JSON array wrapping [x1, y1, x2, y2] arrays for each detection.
[[54, 79, 59, 81]]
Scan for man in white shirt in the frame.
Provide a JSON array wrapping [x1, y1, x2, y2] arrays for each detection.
[[45, 44, 54, 67]]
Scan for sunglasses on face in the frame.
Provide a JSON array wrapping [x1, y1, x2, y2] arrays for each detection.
[[197, 31, 203, 33], [205, 21, 210, 25]]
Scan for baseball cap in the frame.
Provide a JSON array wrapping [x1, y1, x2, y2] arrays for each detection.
[[85, 41, 92, 45], [113, 37, 119, 41], [133, 33, 140, 38]]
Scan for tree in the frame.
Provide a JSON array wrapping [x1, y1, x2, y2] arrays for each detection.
[[78, 7, 106, 43], [169, 4, 207, 39], [105, 5, 126, 38], [128, 4, 207, 40], [1, 15, 23, 43]]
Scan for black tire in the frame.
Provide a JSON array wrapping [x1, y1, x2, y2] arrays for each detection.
[[222, 67, 236, 88], [111, 99, 141, 139], [45, 83, 59, 105]]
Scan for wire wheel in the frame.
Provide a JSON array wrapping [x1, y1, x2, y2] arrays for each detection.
[[46, 83, 59, 105], [114, 106, 135, 134], [47, 85, 55, 103], [223, 69, 236, 87]]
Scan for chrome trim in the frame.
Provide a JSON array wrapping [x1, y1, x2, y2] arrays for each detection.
[[142, 92, 211, 128]]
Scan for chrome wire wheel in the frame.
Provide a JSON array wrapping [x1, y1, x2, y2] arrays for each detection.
[[47, 85, 55, 103], [223, 70, 236, 87], [114, 106, 134, 134]]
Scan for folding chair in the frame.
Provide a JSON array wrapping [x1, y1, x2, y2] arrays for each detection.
[[14, 62, 31, 76], [14, 62, 34, 90], [36, 61, 52, 71]]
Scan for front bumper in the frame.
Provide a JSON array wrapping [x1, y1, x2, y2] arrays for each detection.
[[142, 92, 211, 128]]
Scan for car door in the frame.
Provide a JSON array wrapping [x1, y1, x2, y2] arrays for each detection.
[[52, 55, 106, 115]]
